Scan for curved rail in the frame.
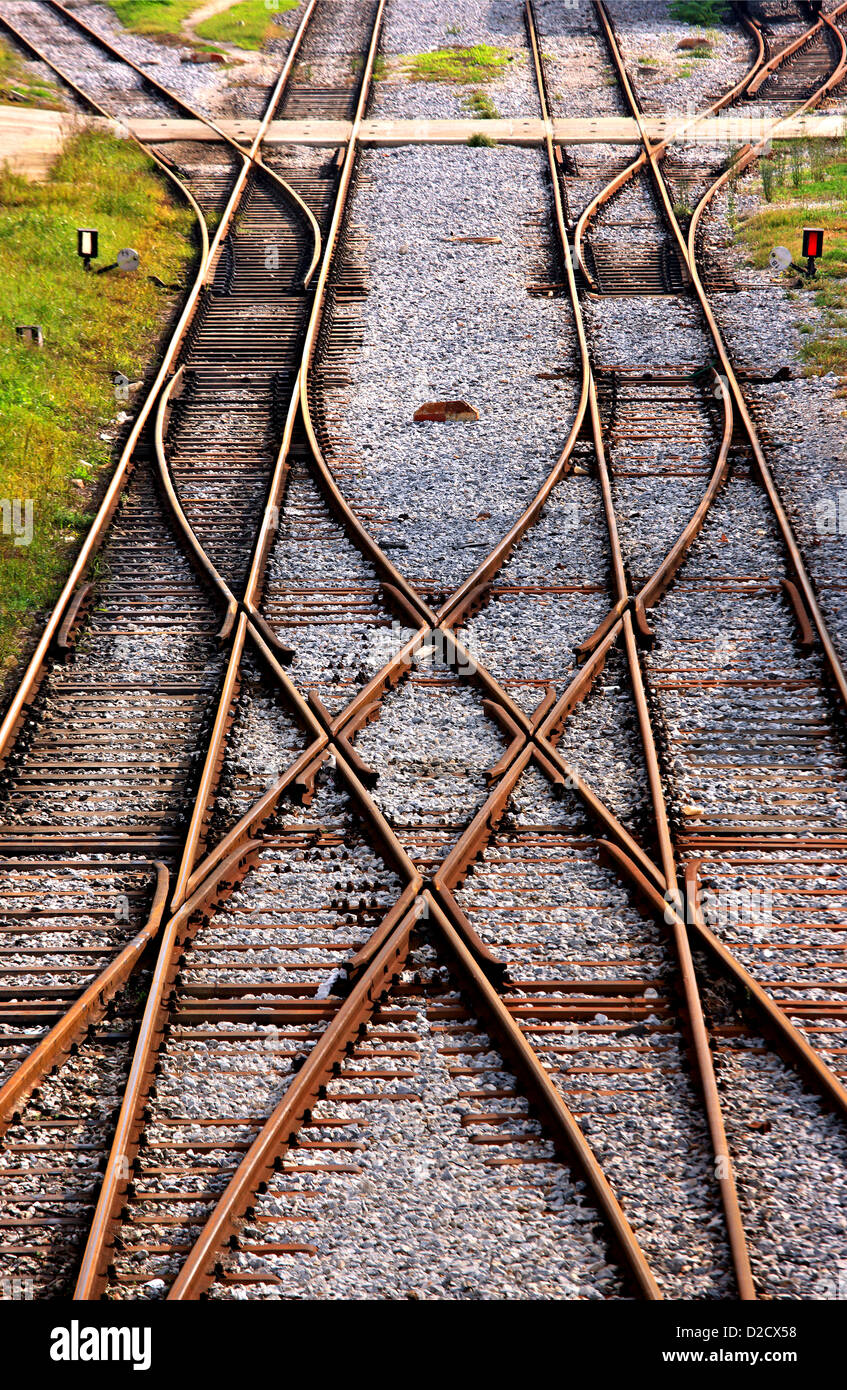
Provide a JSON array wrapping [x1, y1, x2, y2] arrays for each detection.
[[72, 840, 264, 1300], [434, 0, 592, 628], [19, 0, 844, 1307], [574, 10, 766, 290], [747, 2, 831, 95], [578, 368, 733, 660], [0, 0, 322, 770], [167, 885, 662, 1301], [75, 0, 680, 1288], [594, 0, 847, 710], [527, 1, 768, 1299], [45, 0, 322, 284], [0, 77, 210, 768], [0, 862, 169, 1139], [296, 0, 438, 631]]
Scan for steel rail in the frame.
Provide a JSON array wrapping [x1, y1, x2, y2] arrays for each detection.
[[688, 7, 847, 263], [632, 371, 734, 631], [69, 2, 734, 1301], [91, 0, 662, 925], [747, 1, 832, 95], [73, 727, 435, 1300], [165, 881, 661, 1302], [72, 839, 263, 1300], [594, 0, 847, 708], [578, 368, 733, 660], [134, 0, 692, 942], [168, 0, 391, 906], [421, 892, 661, 1300], [601, 842, 847, 1123], [548, 0, 847, 1240], [73, 0, 451, 1259], [431, 0, 592, 631], [165, 896, 424, 1301], [0, 861, 169, 1139], [620, 613, 756, 1301], [0, 0, 329, 1190], [160, 361, 303, 905], [295, 0, 439, 632], [73, 0, 847, 1304], [0, 0, 322, 771], [82, 419, 685, 1305], [574, 11, 765, 291], [45, 0, 322, 283], [0, 3, 674, 929], [0, 4, 319, 287], [0, 62, 209, 769], [4, 1, 676, 1304], [527, 4, 756, 1297]]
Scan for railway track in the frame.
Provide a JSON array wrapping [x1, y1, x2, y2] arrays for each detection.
[[533, 0, 847, 1294], [0, 0, 384, 1297], [1, 0, 846, 1304]]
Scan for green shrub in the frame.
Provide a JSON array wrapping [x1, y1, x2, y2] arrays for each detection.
[[670, 1, 728, 25]]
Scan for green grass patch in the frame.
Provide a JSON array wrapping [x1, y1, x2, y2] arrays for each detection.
[[0, 128, 195, 672], [0, 37, 64, 108], [467, 131, 496, 147], [670, 0, 727, 25], [105, 1, 199, 35], [404, 44, 511, 84], [462, 88, 499, 118], [735, 141, 847, 381], [195, 0, 296, 49]]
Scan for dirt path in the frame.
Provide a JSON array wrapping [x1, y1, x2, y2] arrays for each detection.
[[181, 0, 244, 38]]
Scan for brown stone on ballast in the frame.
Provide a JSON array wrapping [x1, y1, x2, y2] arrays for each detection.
[[182, 51, 227, 64], [413, 400, 479, 422]]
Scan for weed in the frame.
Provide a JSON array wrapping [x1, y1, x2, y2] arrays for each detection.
[[0, 38, 64, 108], [105, 1, 199, 34], [760, 157, 776, 202], [790, 141, 804, 190], [404, 45, 511, 84], [463, 88, 498, 118], [467, 132, 497, 147]]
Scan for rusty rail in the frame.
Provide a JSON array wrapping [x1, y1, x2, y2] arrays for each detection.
[[527, 0, 761, 1298], [574, 8, 766, 291], [0, 862, 169, 1140], [0, 0, 321, 772], [46, 0, 322, 281], [73, 842, 263, 1299], [594, 0, 847, 708]]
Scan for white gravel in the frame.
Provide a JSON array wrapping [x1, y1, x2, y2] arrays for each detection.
[[320, 144, 578, 603]]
